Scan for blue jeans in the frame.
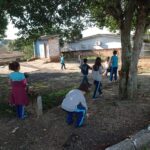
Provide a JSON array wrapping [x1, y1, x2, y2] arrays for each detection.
[[16, 105, 25, 119], [110, 67, 118, 81], [93, 80, 102, 98], [66, 104, 86, 127], [81, 75, 88, 84], [61, 63, 66, 70]]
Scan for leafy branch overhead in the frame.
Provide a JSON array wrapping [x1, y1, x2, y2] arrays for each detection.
[[3, 0, 87, 41]]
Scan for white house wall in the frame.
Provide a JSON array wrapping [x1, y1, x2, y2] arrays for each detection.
[[34, 40, 49, 58], [65, 35, 121, 51], [141, 43, 150, 56], [39, 43, 45, 58], [46, 44, 50, 57]]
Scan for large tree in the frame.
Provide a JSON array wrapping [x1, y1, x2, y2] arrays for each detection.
[[88, 0, 150, 99], [0, 0, 8, 38], [1, 0, 150, 99]]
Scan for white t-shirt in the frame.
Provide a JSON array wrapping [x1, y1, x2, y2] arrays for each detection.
[[61, 89, 88, 112], [92, 66, 103, 81], [104, 61, 109, 69]]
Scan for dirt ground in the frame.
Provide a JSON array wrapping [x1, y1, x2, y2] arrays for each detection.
[[0, 58, 150, 150]]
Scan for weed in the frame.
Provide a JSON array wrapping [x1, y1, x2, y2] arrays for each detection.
[[42, 86, 76, 111], [0, 103, 16, 118]]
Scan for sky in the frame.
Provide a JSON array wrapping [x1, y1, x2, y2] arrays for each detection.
[[82, 27, 113, 37], [5, 21, 19, 39], [5, 22, 113, 39]]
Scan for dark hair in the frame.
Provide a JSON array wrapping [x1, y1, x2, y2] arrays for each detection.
[[83, 58, 87, 63], [113, 50, 117, 55], [93, 57, 101, 71], [8, 61, 20, 71], [24, 72, 29, 78], [78, 83, 89, 93], [106, 56, 110, 62]]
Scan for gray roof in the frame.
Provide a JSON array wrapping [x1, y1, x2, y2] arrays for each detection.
[[38, 35, 59, 40], [69, 33, 121, 43]]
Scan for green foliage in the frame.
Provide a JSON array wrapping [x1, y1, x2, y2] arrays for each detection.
[[0, 77, 9, 104], [0, 103, 16, 118], [42, 87, 75, 111], [0, 76, 15, 118], [142, 145, 150, 150], [88, 0, 150, 32], [86, 55, 106, 62], [5, 0, 87, 42], [0, 12, 8, 38], [8, 38, 34, 59], [143, 39, 150, 43], [22, 44, 34, 60], [0, 0, 150, 42]]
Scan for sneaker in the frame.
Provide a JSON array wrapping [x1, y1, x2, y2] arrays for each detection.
[[92, 97, 99, 100], [75, 124, 86, 128], [108, 81, 113, 84], [20, 114, 28, 120], [98, 95, 102, 98]]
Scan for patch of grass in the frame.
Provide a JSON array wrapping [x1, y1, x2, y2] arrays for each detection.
[[86, 55, 106, 62], [142, 146, 150, 150], [42, 86, 76, 111], [0, 77, 9, 103], [86, 56, 97, 60], [32, 82, 48, 91], [143, 39, 150, 43], [0, 103, 16, 118], [0, 77, 15, 118]]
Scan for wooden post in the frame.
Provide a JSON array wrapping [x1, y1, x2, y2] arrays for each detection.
[[36, 95, 43, 118]]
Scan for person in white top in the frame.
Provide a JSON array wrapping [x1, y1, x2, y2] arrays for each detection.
[[103, 56, 111, 77], [92, 57, 103, 100], [61, 83, 89, 127]]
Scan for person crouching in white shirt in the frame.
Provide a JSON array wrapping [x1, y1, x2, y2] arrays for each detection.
[[61, 83, 89, 128]]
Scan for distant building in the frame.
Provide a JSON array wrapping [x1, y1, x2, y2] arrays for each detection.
[[141, 43, 150, 57], [141, 34, 150, 57], [61, 34, 121, 52], [34, 35, 60, 62]]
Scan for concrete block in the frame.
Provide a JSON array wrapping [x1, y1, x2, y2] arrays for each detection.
[[130, 129, 150, 150], [105, 139, 135, 150]]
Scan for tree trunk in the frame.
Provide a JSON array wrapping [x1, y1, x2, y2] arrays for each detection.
[[127, 5, 146, 100], [119, 28, 131, 99], [118, 0, 136, 100], [119, 3, 146, 100]]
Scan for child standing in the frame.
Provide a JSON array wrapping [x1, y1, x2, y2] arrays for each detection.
[[60, 53, 66, 70], [61, 83, 89, 127], [8, 61, 29, 119], [92, 57, 103, 100], [110, 50, 118, 82], [80, 58, 92, 86], [78, 54, 83, 66], [103, 56, 111, 77]]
